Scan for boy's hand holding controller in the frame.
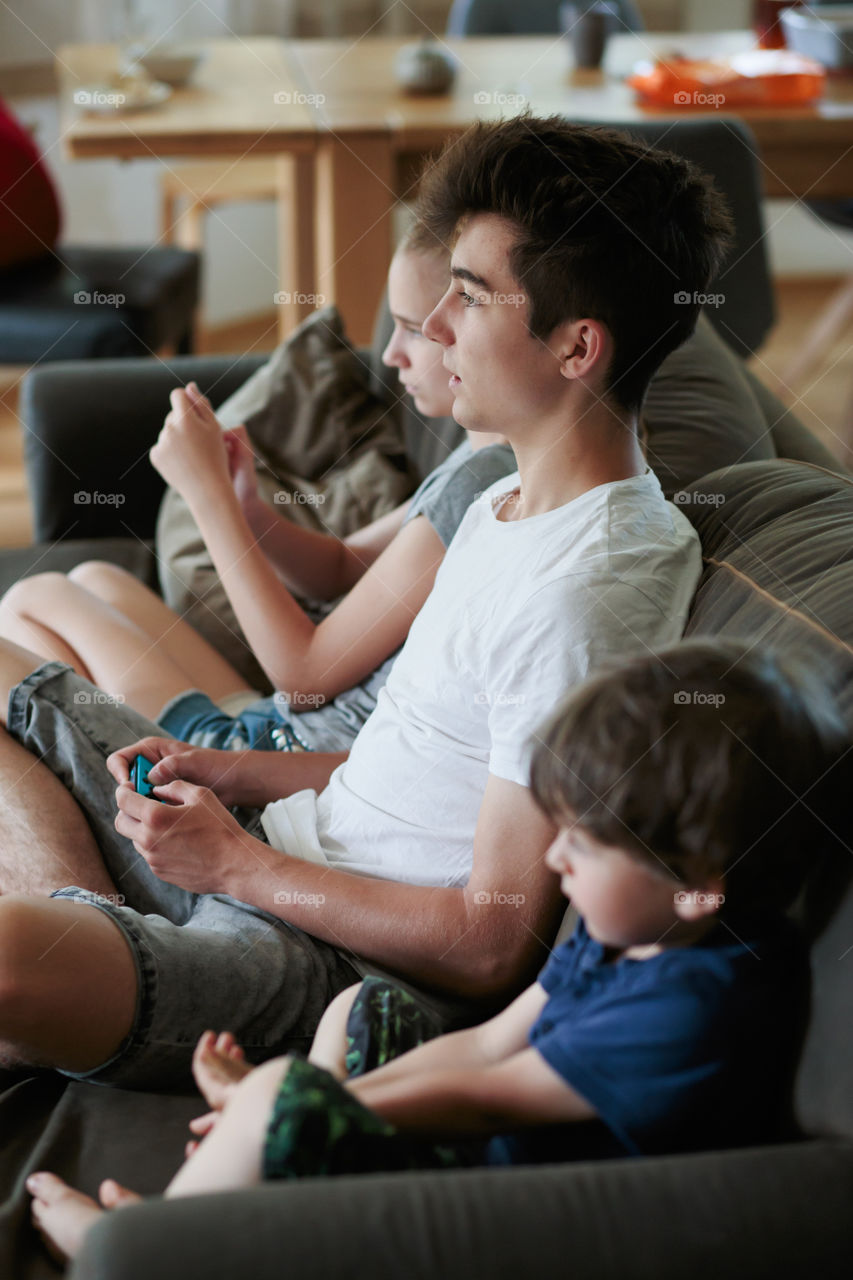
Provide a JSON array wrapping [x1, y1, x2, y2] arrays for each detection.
[[107, 737, 247, 809], [108, 739, 250, 895]]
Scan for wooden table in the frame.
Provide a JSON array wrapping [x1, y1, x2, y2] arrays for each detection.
[[59, 34, 853, 344], [57, 39, 319, 338], [294, 32, 853, 339]]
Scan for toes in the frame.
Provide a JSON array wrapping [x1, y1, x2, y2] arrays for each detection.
[[26, 1172, 73, 1207], [99, 1180, 141, 1209]]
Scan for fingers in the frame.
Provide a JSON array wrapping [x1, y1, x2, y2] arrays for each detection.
[[106, 748, 132, 785]]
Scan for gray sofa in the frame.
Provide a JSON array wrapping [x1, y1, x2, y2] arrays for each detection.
[[1, 313, 852, 1279]]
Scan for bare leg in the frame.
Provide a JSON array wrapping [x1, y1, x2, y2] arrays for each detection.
[[0, 895, 137, 1070], [308, 982, 362, 1078], [28, 1056, 290, 1261], [166, 1056, 290, 1199], [0, 573, 252, 721], [0, 727, 118, 897]]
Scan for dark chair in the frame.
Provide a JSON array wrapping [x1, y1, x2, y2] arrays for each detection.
[[447, 0, 644, 35], [592, 116, 776, 357], [0, 243, 200, 362]]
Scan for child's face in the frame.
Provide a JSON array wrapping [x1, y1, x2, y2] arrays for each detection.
[[546, 820, 689, 952], [381, 249, 456, 419]]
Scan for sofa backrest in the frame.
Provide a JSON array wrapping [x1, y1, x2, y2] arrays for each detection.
[[681, 459, 853, 1141]]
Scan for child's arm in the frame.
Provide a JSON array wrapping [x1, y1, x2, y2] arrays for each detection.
[[225, 422, 411, 601], [348, 1046, 596, 1137], [150, 389, 444, 701]]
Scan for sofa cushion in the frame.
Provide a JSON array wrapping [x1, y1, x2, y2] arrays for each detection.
[[156, 306, 417, 687], [640, 317, 776, 500], [681, 460, 853, 720], [0, 539, 157, 599], [679, 459, 853, 1142]]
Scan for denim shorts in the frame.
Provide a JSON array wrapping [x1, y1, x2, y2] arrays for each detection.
[[6, 662, 360, 1090], [158, 689, 313, 753]]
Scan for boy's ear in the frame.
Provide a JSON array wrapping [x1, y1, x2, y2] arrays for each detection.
[[673, 876, 726, 922], [554, 318, 611, 383]]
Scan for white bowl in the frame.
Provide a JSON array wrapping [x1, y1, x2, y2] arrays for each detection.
[[139, 47, 205, 87], [781, 6, 853, 69]]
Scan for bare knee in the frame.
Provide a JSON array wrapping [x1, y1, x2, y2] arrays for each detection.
[[0, 896, 49, 1016], [227, 1055, 292, 1113], [68, 561, 129, 594], [1, 573, 68, 618]]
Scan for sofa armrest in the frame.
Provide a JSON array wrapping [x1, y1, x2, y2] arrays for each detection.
[[70, 1139, 853, 1280], [20, 355, 266, 543]]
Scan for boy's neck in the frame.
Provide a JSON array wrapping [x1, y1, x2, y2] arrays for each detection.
[[615, 915, 721, 963], [499, 402, 646, 521]]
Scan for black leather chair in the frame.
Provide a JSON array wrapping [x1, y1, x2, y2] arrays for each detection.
[[0, 243, 200, 362]]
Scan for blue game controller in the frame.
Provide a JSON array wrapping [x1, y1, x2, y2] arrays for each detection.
[[130, 755, 165, 802]]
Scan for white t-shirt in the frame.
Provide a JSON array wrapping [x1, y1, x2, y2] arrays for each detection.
[[262, 469, 702, 888]]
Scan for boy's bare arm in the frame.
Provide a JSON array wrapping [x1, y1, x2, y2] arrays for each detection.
[[117, 775, 565, 1001], [349, 1047, 596, 1137], [108, 738, 348, 807]]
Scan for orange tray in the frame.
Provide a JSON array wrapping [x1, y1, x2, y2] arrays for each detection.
[[628, 48, 826, 109]]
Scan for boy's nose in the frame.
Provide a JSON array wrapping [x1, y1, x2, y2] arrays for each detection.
[[423, 290, 453, 347]]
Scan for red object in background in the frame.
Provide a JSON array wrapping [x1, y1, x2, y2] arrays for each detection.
[[753, 0, 796, 49], [0, 97, 62, 270]]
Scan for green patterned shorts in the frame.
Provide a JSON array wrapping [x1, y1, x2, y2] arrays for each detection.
[[262, 977, 479, 1180]]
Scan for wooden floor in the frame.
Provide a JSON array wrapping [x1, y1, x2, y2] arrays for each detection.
[[0, 278, 850, 549]]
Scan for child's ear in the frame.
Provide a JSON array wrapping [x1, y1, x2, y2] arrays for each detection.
[[673, 876, 726, 922]]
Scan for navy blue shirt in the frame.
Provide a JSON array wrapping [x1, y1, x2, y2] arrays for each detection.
[[487, 914, 805, 1165]]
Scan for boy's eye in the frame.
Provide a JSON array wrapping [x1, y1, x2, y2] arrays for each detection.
[[457, 290, 478, 307]]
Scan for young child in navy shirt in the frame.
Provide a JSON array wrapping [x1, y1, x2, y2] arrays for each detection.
[[28, 638, 847, 1258]]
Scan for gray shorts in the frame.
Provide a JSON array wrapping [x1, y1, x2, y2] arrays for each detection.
[[7, 662, 361, 1090]]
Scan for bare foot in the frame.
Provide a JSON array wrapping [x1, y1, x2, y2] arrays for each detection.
[[192, 1030, 252, 1112], [28, 1172, 142, 1263], [28, 1172, 105, 1263]]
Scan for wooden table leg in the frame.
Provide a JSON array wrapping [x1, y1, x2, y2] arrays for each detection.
[[314, 133, 394, 345], [276, 151, 317, 340]]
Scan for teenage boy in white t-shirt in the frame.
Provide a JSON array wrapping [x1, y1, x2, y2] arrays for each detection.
[[0, 116, 732, 1087]]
